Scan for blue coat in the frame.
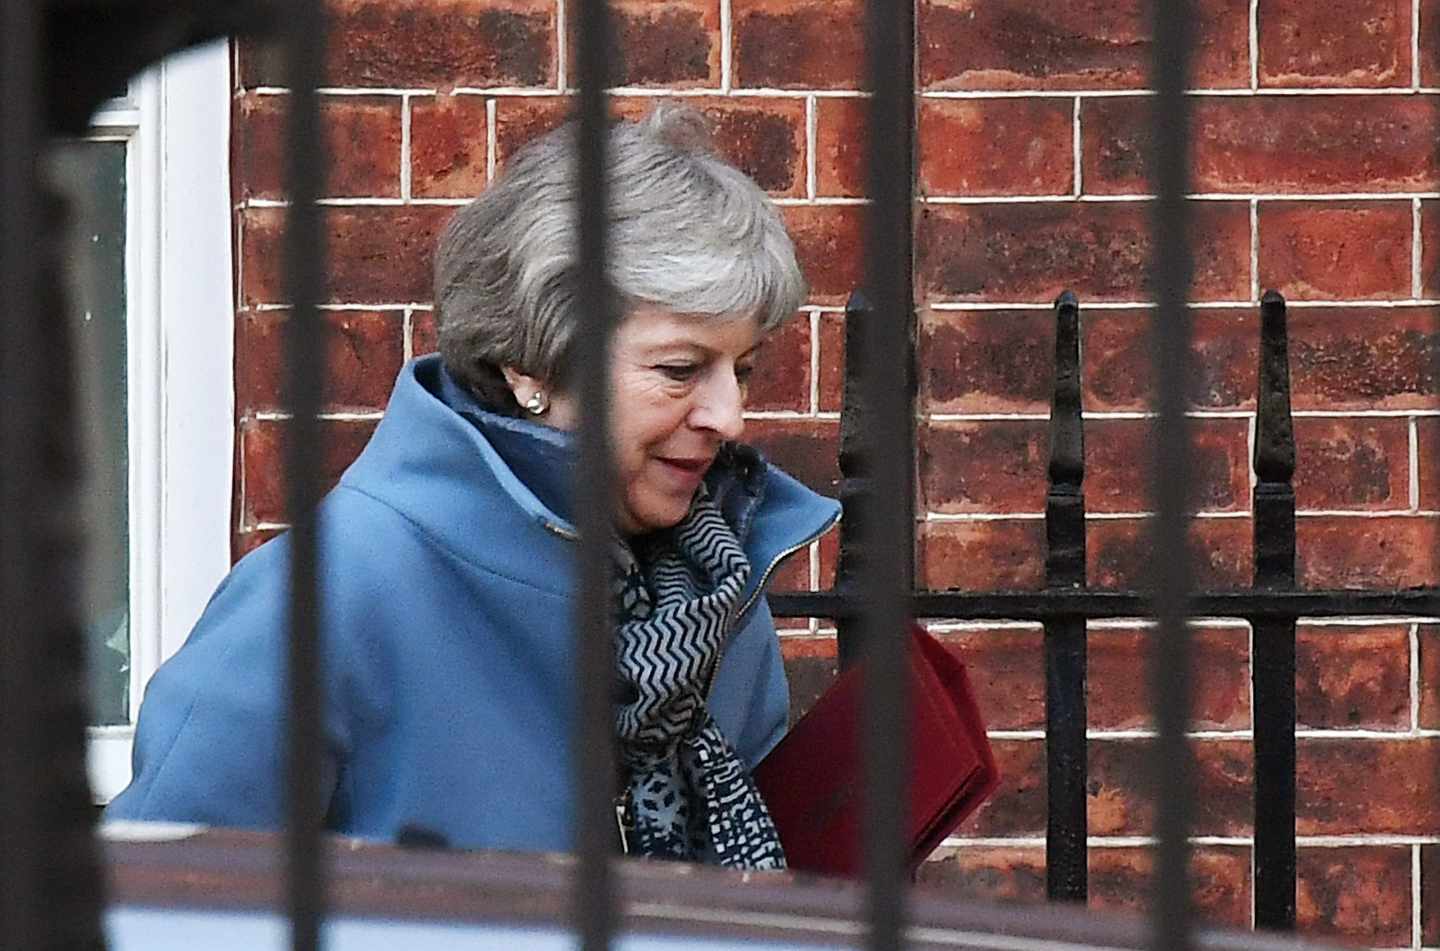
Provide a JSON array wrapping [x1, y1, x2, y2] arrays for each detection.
[[106, 356, 840, 852]]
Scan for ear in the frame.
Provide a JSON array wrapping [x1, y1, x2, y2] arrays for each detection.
[[500, 366, 547, 410]]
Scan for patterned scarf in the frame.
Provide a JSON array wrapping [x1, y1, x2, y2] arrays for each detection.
[[612, 488, 787, 869]]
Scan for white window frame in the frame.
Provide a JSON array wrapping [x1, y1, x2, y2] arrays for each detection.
[[83, 40, 235, 802]]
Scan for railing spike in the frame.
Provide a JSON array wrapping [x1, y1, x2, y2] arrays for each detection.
[[1254, 290, 1296, 486]]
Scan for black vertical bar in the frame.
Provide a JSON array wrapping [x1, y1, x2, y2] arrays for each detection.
[[1251, 290, 1297, 931], [1044, 291, 1088, 903], [834, 290, 871, 670], [573, 1, 617, 950], [861, 0, 915, 947], [283, 2, 329, 948], [0, 2, 47, 946], [1147, 0, 1197, 947]]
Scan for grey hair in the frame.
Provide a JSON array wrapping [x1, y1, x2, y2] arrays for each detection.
[[433, 102, 807, 408]]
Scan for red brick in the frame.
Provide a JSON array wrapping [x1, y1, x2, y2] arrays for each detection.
[[920, 519, 1046, 591], [1260, 0, 1411, 88], [1088, 417, 1251, 514], [744, 418, 840, 497], [1084, 96, 1440, 195], [732, 0, 865, 89], [939, 625, 1250, 732], [236, 310, 404, 414], [565, 0, 718, 88], [1084, 308, 1258, 413], [919, 0, 1249, 91], [1296, 516, 1440, 588], [779, 635, 837, 724], [239, 417, 379, 528], [918, 309, 1054, 414], [767, 538, 811, 594], [1294, 417, 1411, 511], [746, 312, 810, 412], [919, 420, 1047, 514], [1296, 846, 1413, 946], [918, 417, 1249, 516], [1423, 842, 1439, 945], [964, 739, 1045, 836], [235, 94, 402, 200], [240, 0, 556, 90], [1087, 846, 1252, 928], [815, 529, 839, 590], [782, 205, 865, 304], [1086, 739, 1253, 837], [918, 202, 1251, 303], [493, 96, 572, 166], [411, 309, 438, 357], [1088, 516, 1253, 590], [1297, 738, 1440, 834], [813, 99, 865, 198], [240, 206, 455, 306], [922, 516, 1252, 592], [918, 99, 1074, 197], [410, 95, 489, 199], [1420, 625, 1440, 729], [1290, 307, 1440, 412], [1259, 202, 1413, 301], [1296, 624, 1412, 730], [1089, 626, 1251, 732], [916, 846, 1046, 900], [816, 311, 845, 413], [496, 96, 806, 196]]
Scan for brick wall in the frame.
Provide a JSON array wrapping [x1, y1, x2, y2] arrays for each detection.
[[230, 1, 1439, 943]]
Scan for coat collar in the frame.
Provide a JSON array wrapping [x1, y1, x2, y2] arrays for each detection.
[[341, 356, 840, 604]]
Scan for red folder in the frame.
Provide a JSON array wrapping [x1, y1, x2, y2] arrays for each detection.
[[754, 623, 1000, 878]]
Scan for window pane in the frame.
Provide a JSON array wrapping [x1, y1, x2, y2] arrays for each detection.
[[51, 140, 129, 726]]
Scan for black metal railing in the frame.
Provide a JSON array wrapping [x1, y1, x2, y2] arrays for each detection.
[[4, 1, 1436, 950]]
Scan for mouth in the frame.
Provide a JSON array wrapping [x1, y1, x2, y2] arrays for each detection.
[[657, 456, 712, 476]]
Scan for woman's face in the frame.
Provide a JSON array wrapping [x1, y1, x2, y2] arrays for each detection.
[[546, 306, 763, 535]]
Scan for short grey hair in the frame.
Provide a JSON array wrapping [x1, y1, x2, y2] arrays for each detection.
[[433, 103, 807, 408]]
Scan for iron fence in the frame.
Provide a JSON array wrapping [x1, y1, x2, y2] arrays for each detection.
[[1, 0, 1434, 950]]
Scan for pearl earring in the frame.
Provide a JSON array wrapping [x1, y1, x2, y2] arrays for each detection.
[[525, 391, 549, 416]]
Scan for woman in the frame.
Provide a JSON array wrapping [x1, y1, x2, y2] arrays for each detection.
[[106, 105, 840, 870]]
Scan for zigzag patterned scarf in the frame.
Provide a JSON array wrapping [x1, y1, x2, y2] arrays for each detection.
[[613, 488, 786, 869]]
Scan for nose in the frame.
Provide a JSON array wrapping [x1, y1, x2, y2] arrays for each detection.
[[691, 368, 746, 441]]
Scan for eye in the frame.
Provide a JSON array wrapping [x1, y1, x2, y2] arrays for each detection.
[[656, 363, 700, 383]]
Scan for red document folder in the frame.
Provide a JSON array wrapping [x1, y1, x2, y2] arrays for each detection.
[[753, 623, 1000, 878]]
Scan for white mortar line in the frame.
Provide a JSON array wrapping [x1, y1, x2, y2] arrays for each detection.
[[1072, 96, 1083, 197], [772, 196, 867, 206], [1412, 418, 1423, 511], [1250, 0, 1260, 90], [1414, 843, 1423, 949], [808, 309, 821, 414], [940, 835, 1440, 847], [554, 0, 566, 92], [925, 191, 1440, 202], [451, 86, 565, 97], [730, 87, 868, 98], [250, 86, 435, 96], [486, 98, 498, 182], [1414, 0, 1423, 90], [921, 86, 1439, 98], [1416, 198, 1425, 298], [720, 0, 732, 94], [399, 94, 413, 202], [252, 410, 386, 422], [743, 409, 839, 420], [808, 539, 820, 592], [805, 95, 818, 200], [926, 299, 1440, 310], [401, 306, 414, 363], [1251, 198, 1261, 300]]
